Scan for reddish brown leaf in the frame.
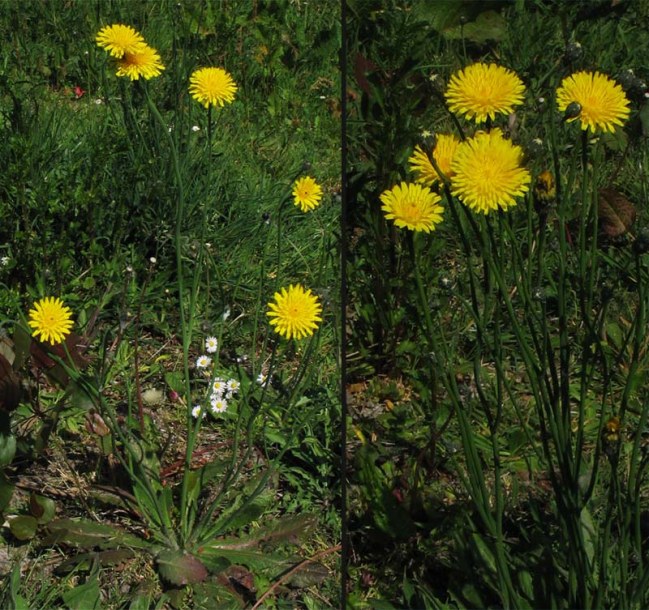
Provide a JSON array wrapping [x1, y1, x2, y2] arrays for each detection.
[[598, 187, 636, 237], [30, 332, 90, 386], [225, 564, 256, 593], [0, 353, 21, 412], [157, 550, 208, 586], [85, 412, 110, 437], [354, 53, 382, 96]]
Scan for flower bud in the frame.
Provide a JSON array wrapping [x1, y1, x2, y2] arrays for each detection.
[[564, 101, 582, 121], [564, 41, 583, 64]]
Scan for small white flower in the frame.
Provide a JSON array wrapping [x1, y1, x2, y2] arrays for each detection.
[[94, 98, 103, 105], [212, 378, 226, 396], [196, 355, 212, 369], [210, 397, 228, 413], [192, 125, 201, 132], [0, 256, 9, 267], [257, 372, 268, 386], [205, 336, 218, 353], [191, 405, 203, 418], [222, 307, 231, 321], [226, 379, 240, 394], [149, 257, 157, 264]]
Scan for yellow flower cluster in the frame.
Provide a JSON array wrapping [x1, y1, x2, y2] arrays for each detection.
[[383, 62, 630, 225], [96, 24, 238, 108], [265, 176, 326, 338], [96, 24, 164, 80], [96, 26, 324, 343]]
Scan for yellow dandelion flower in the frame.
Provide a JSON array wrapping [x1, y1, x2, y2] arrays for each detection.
[[292, 176, 323, 212], [189, 67, 238, 108], [380, 182, 444, 232], [96, 24, 145, 58], [445, 62, 525, 124], [409, 134, 461, 186], [556, 71, 630, 133], [451, 129, 531, 215], [115, 44, 165, 80], [27, 297, 74, 346], [267, 284, 323, 340]]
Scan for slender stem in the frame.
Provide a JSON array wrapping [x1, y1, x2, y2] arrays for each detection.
[[407, 233, 437, 416], [143, 85, 197, 543]]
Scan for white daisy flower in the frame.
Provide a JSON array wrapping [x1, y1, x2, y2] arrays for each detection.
[[212, 378, 226, 396], [226, 379, 240, 394], [191, 405, 203, 419], [196, 355, 212, 369], [205, 336, 218, 353], [256, 372, 268, 386], [210, 397, 228, 413]]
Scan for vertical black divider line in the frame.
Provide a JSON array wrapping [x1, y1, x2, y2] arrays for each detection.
[[340, 1, 349, 607]]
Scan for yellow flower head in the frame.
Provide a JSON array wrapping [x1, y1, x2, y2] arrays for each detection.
[[451, 129, 531, 214], [445, 62, 525, 124], [189, 67, 238, 108], [556, 71, 630, 133], [380, 182, 444, 232], [28, 297, 74, 346], [292, 176, 323, 212], [115, 44, 165, 80], [408, 134, 461, 186], [267, 284, 323, 340], [96, 24, 145, 58]]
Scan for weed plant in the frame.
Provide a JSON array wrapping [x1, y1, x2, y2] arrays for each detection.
[[0, 1, 340, 608], [346, 1, 649, 608]]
